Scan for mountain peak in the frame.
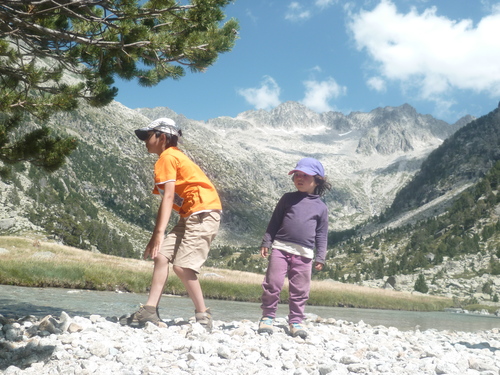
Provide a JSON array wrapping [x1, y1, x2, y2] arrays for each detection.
[[353, 104, 455, 155], [2, 98, 481, 252], [237, 101, 322, 129]]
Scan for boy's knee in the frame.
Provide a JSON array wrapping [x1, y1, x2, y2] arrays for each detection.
[[153, 253, 169, 266], [173, 265, 186, 275], [173, 265, 197, 278]]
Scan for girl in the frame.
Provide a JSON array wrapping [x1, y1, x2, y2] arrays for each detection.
[[258, 157, 331, 338]]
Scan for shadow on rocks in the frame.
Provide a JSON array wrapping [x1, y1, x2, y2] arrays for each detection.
[[457, 341, 500, 352], [0, 298, 91, 319], [0, 312, 81, 371], [0, 341, 55, 371]]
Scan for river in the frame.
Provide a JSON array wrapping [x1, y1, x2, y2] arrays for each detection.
[[1, 284, 499, 332]]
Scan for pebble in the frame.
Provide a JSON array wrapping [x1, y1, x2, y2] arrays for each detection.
[[1, 312, 500, 374]]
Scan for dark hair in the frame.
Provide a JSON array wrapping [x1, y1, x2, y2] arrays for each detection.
[[291, 174, 332, 196], [154, 132, 178, 148], [314, 175, 332, 196]]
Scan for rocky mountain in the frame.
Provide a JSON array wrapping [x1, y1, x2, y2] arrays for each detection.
[[316, 105, 500, 306], [0, 100, 472, 254], [387, 103, 500, 218]]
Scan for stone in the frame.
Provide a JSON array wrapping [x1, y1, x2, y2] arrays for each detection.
[[0, 312, 500, 374], [38, 315, 61, 334]]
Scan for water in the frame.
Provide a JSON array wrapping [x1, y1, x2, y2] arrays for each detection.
[[1, 284, 499, 332]]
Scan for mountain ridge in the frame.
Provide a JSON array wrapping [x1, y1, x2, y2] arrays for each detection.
[[0, 101, 472, 252], [386, 106, 500, 218]]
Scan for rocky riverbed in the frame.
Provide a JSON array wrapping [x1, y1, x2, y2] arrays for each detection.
[[1, 311, 500, 375]]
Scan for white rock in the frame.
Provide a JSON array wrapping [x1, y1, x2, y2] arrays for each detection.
[[435, 361, 461, 374], [89, 341, 110, 357], [217, 345, 231, 359], [1, 313, 500, 374]]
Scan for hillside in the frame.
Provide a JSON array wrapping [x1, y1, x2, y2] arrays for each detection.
[[321, 105, 500, 306], [137, 101, 470, 237], [0, 100, 469, 256], [7, 99, 500, 306], [386, 103, 500, 218]]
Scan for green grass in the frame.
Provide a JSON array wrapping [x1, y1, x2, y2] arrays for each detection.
[[0, 260, 148, 291], [0, 236, 455, 312], [463, 304, 499, 314]]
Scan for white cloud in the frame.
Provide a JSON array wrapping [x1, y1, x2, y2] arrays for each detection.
[[482, 0, 500, 14], [285, 0, 338, 22], [432, 96, 456, 120], [315, 0, 337, 9], [367, 76, 387, 92], [349, 0, 500, 100], [285, 2, 311, 21], [238, 76, 281, 110], [245, 9, 258, 24], [300, 78, 347, 112]]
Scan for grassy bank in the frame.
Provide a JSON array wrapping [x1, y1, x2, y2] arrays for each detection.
[[0, 236, 454, 312]]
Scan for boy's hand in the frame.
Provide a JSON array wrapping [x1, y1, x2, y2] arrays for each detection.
[[314, 262, 324, 271], [144, 233, 163, 259], [260, 247, 269, 258], [144, 181, 174, 260]]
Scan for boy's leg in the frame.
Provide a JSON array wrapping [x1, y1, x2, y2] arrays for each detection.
[[171, 212, 220, 329], [122, 254, 170, 327], [145, 254, 170, 307], [153, 216, 187, 307], [173, 265, 206, 312], [128, 219, 183, 325], [121, 219, 182, 328], [261, 249, 289, 318], [287, 255, 312, 324]]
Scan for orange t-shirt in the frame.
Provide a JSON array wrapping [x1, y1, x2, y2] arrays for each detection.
[[153, 147, 222, 217]]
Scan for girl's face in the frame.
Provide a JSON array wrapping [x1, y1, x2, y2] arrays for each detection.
[[293, 172, 317, 194]]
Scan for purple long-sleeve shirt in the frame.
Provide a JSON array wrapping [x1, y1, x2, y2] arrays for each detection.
[[261, 191, 329, 264]]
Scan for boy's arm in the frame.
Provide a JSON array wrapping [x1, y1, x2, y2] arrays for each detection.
[[144, 181, 175, 260]]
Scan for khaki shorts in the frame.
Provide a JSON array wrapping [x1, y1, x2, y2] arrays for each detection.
[[159, 211, 221, 273]]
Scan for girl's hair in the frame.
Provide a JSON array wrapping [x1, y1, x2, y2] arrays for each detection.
[[314, 175, 332, 196], [291, 174, 332, 196]]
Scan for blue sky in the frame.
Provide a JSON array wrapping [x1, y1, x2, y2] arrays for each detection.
[[113, 0, 500, 124]]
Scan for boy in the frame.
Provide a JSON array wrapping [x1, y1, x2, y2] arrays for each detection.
[[122, 117, 222, 330]]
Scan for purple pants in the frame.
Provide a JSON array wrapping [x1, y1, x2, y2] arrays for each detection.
[[261, 248, 312, 324]]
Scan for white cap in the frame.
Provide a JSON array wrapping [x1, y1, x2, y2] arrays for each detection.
[[134, 118, 182, 140]]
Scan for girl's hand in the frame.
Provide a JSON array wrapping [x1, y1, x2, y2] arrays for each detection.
[[260, 247, 269, 258], [314, 262, 324, 271]]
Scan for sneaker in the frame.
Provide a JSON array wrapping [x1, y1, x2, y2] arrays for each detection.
[[257, 316, 274, 335], [121, 305, 167, 328], [195, 308, 213, 332], [289, 322, 307, 339]]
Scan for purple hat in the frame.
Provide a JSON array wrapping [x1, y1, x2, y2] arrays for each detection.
[[288, 158, 325, 177]]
